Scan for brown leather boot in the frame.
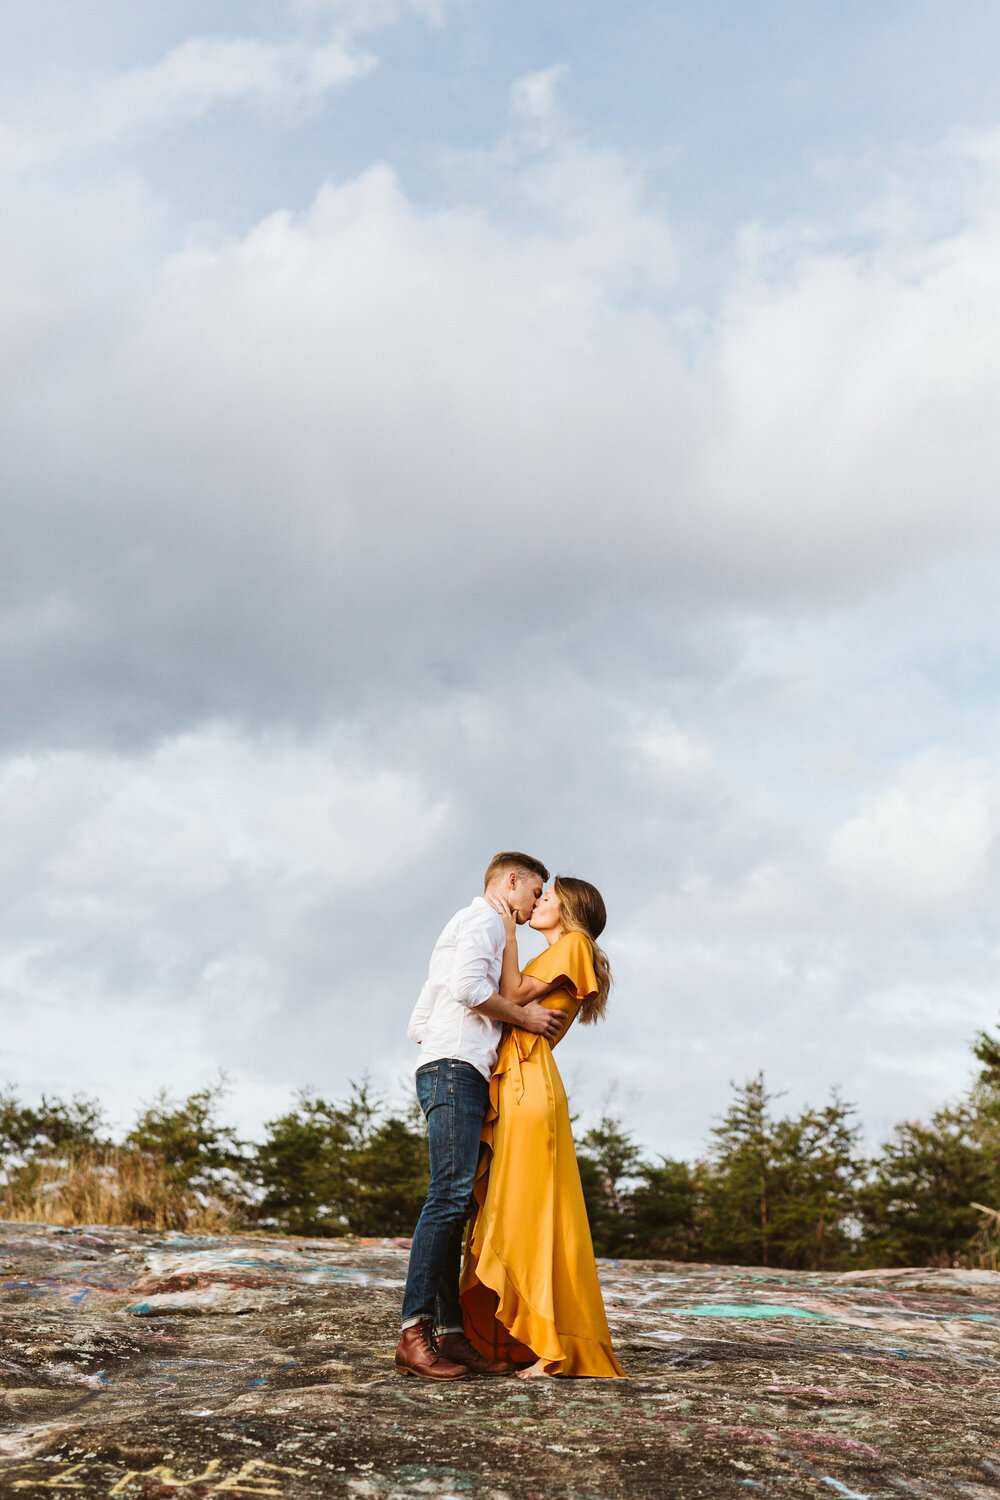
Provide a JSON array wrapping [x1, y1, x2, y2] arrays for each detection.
[[437, 1331, 515, 1376], [394, 1320, 469, 1380]]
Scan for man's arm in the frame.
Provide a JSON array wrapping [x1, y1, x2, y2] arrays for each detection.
[[451, 910, 503, 1009], [478, 991, 565, 1040], [451, 908, 564, 1038]]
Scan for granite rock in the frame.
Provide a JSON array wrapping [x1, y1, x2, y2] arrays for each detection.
[[2, 1221, 999, 1497]]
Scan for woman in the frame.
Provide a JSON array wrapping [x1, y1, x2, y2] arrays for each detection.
[[459, 877, 626, 1378]]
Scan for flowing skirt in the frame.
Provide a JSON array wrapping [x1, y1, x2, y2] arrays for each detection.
[[459, 1027, 625, 1377]]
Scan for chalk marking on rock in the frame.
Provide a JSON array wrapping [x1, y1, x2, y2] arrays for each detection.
[[11, 1462, 88, 1489], [671, 1303, 827, 1320]]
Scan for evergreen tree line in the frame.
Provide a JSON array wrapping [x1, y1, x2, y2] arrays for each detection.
[[4, 1024, 1000, 1268]]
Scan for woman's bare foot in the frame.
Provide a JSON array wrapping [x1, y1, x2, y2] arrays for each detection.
[[516, 1358, 555, 1379]]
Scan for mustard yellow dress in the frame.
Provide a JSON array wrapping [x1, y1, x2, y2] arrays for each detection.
[[459, 931, 625, 1377]]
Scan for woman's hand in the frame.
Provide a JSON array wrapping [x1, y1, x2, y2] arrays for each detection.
[[487, 892, 517, 943]]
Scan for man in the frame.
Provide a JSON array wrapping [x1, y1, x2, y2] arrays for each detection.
[[395, 851, 564, 1380]]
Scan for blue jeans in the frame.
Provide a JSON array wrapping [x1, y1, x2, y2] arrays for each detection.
[[401, 1059, 490, 1328]]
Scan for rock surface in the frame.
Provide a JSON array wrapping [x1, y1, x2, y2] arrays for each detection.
[[2, 1221, 1000, 1497]]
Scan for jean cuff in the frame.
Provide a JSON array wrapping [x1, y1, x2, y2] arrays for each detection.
[[438, 1324, 464, 1334], [401, 1315, 428, 1330]]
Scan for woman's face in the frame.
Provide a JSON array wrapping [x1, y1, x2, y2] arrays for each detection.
[[529, 887, 562, 933]]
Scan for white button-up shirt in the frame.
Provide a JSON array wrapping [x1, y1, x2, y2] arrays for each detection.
[[407, 896, 506, 1081]]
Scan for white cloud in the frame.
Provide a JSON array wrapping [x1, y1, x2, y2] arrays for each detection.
[[0, 38, 372, 171], [829, 752, 998, 910], [635, 722, 714, 780], [700, 143, 1000, 586], [0, 728, 448, 1132], [509, 64, 569, 148], [100, 35, 374, 136], [290, 0, 459, 25], [105, 126, 1000, 606], [0, 0, 468, 172], [5, 107, 1000, 675]]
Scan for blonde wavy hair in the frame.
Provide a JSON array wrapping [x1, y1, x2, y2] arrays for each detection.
[[554, 876, 612, 1025]]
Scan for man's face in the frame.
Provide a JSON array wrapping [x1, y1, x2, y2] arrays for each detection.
[[506, 870, 544, 924]]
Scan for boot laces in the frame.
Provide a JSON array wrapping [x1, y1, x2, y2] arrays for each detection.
[[417, 1319, 440, 1356]]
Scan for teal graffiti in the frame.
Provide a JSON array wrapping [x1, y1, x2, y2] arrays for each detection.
[[671, 1303, 826, 1320]]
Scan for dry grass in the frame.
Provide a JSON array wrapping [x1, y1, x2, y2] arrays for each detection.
[[971, 1202, 1000, 1270], [0, 1149, 241, 1233]]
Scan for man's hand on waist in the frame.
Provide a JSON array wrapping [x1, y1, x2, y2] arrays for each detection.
[[518, 1001, 566, 1040], [477, 992, 565, 1039]]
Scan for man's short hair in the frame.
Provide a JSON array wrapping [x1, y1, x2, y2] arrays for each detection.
[[484, 851, 550, 886]]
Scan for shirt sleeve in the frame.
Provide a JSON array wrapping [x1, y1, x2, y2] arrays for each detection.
[[407, 982, 434, 1043], [451, 907, 502, 1008], [526, 932, 599, 999]]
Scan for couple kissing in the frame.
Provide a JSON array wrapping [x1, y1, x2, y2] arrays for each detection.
[[396, 851, 625, 1381]]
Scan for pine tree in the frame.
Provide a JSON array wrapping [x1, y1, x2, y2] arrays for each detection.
[[350, 1114, 428, 1237], [255, 1080, 428, 1237], [256, 1093, 354, 1235], [765, 1096, 862, 1269], [576, 1115, 642, 1256], [704, 1073, 776, 1265], [702, 1076, 863, 1269], [627, 1158, 701, 1260], [126, 1080, 249, 1196], [336, 1079, 428, 1237], [859, 1104, 995, 1266], [0, 1088, 106, 1170]]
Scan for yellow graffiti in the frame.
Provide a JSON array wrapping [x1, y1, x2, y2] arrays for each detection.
[[13, 1457, 309, 1495], [108, 1459, 223, 1491], [11, 1465, 87, 1489], [213, 1460, 310, 1494]]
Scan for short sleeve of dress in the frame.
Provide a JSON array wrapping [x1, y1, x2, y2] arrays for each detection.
[[526, 931, 598, 999]]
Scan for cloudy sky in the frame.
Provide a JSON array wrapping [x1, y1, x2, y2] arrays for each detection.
[[3, 0, 1000, 1160]]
